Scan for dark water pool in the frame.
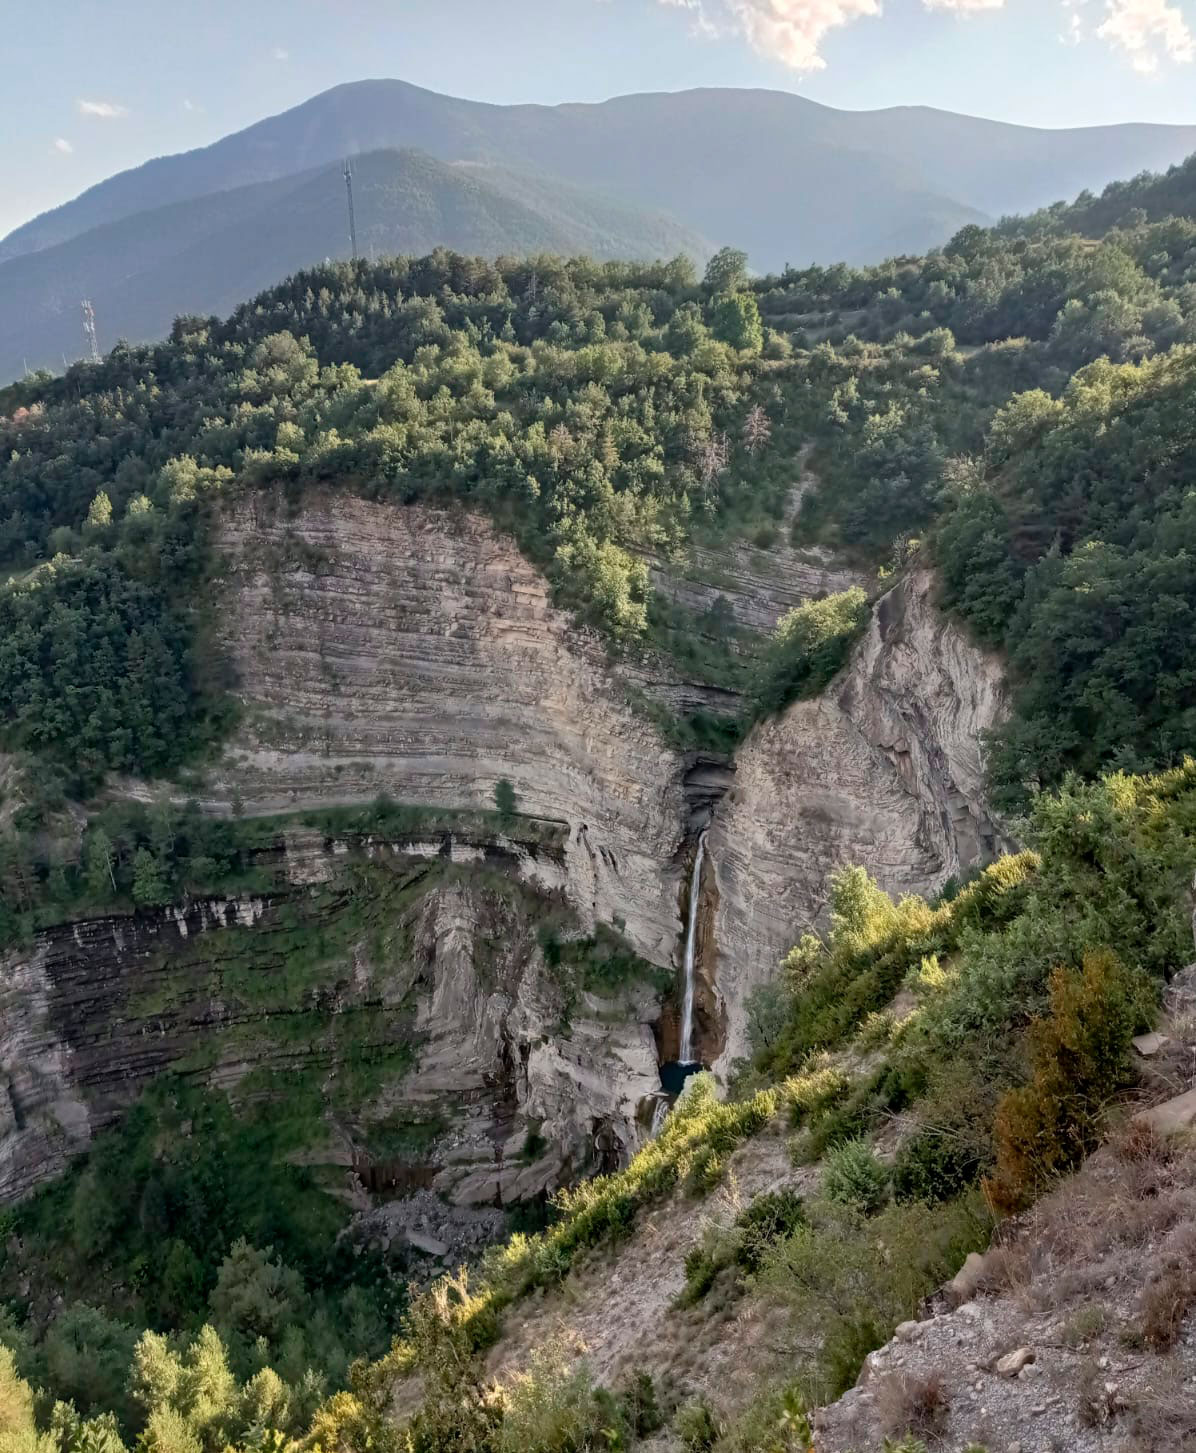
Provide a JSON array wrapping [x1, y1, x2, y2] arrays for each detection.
[[659, 1060, 704, 1096]]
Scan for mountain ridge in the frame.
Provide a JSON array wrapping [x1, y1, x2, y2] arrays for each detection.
[[6, 78, 1195, 266], [0, 148, 708, 380]]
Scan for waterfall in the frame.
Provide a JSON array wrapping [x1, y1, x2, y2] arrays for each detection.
[[650, 1095, 670, 1137], [679, 829, 708, 1065]]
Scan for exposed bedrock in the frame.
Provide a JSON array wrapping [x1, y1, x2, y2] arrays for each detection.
[[0, 834, 661, 1208], [708, 568, 1008, 1071], [0, 499, 1007, 1204], [208, 501, 1005, 1075], [207, 492, 689, 968]]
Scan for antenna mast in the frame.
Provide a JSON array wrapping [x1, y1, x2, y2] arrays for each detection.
[[343, 159, 358, 260], [81, 300, 100, 363]]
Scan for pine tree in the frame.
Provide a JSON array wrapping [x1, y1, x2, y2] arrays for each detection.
[[131, 848, 169, 908]]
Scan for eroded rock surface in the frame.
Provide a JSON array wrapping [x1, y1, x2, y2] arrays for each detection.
[[1, 500, 1008, 1204], [709, 568, 1008, 1070], [0, 835, 661, 1206], [210, 493, 688, 968]]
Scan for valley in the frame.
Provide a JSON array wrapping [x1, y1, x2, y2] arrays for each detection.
[[0, 123, 1193, 1453]]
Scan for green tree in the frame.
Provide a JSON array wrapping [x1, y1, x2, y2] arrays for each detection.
[[83, 829, 116, 900], [42, 1305, 138, 1426], [493, 779, 518, 821], [710, 292, 763, 352], [208, 1241, 306, 1350], [131, 848, 169, 907], [85, 492, 113, 531], [704, 247, 749, 294]]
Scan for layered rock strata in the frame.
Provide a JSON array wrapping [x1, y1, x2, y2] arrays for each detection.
[[708, 568, 1008, 1070], [209, 493, 688, 967], [0, 499, 1008, 1203], [0, 833, 660, 1207]]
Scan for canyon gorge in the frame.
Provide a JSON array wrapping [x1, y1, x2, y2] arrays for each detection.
[[0, 492, 1007, 1213]]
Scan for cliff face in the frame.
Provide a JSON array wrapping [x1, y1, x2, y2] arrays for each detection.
[[0, 498, 1008, 1205], [209, 493, 690, 967], [0, 832, 661, 1207], [707, 568, 1008, 1069]]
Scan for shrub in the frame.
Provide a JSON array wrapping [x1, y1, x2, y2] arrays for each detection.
[[674, 1397, 723, 1451], [1061, 1303, 1108, 1347], [822, 1139, 890, 1214], [615, 1370, 663, 1438], [736, 1190, 806, 1273], [1138, 1227, 1196, 1351], [756, 1194, 992, 1402], [986, 948, 1152, 1211], [714, 1380, 811, 1453], [680, 1243, 725, 1307], [893, 1128, 985, 1205], [890, 1058, 1008, 1205], [494, 1344, 614, 1453], [678, 1189, 806, 1307], [876, 1370, 950, 1440], [779, 1063, 849, 1126], [748, 588, 871, 719], [494, 778, 518, 820]]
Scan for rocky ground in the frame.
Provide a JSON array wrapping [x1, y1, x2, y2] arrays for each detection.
[[490, 1125, 808, 1409], [814, 966, 1196, 1453], [344, 1189, 507, 1289]]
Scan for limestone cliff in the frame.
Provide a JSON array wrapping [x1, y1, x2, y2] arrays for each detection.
[[0, 498, 1007, 1205], [707, 568, 1008, 1070], [208, 492, 689, 967], [0, 830, 661, 1207]]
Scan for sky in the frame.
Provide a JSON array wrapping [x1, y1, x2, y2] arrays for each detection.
[[4, 0, 1195, 239]]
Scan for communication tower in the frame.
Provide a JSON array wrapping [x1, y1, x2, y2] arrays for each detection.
[[81, 300, 100, 363], [343, 159, 358, 260]]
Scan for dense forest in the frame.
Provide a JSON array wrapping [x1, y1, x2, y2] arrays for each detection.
[[2, 153, 1195, 809]]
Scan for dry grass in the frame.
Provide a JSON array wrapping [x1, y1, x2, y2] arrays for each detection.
[[1076, 1356, 1135, 1429], [875, 1369, 950, 1442], [1123, 1364, 1196, 1452], [975, 1116, 1196, 1318], [1138, 1222, 1196, 1351]]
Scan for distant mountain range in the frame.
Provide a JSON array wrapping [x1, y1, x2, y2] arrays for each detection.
[[3, 78, 1196, 381], [0, 150, 706, 381]]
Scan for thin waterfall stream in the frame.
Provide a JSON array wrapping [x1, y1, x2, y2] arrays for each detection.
[[679, 829, 707, 1065]]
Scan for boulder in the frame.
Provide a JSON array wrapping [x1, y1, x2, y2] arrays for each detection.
[[1136, 1087, 1196, 1137], [949, 1250, 990, 1304], [405, 1229, 451, 1259], [995, 1347, 1035, 1378]]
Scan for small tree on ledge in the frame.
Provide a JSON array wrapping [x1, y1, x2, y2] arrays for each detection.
[[494, 778, 518, 822]]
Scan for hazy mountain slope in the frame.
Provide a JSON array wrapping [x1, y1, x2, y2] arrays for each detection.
[[0, 149, 706, 379], [996, 149, 1196, 237], [6, 79, 1195, 270]]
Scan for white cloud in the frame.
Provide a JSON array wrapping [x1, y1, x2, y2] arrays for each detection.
[[655, 0, 1008, 71], [52, 137, 73, 154], [1096, 0, 1194, 71], [657, 0, 881, 70], [655, 0, 1193, 71], [272, 46, 290, 60], [76, 98, 129, 118], [732, 0, 882, 69]]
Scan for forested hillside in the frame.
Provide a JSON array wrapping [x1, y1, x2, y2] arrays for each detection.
[[0, 151, 706, 381], [7, 78, 1196, 379], [1, 149, 1196, 1453], [9, 81, 1196, 269], [2, 157, 1194, 810]]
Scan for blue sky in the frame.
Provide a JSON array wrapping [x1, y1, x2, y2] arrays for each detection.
[[4, 0, 1195, 239]]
